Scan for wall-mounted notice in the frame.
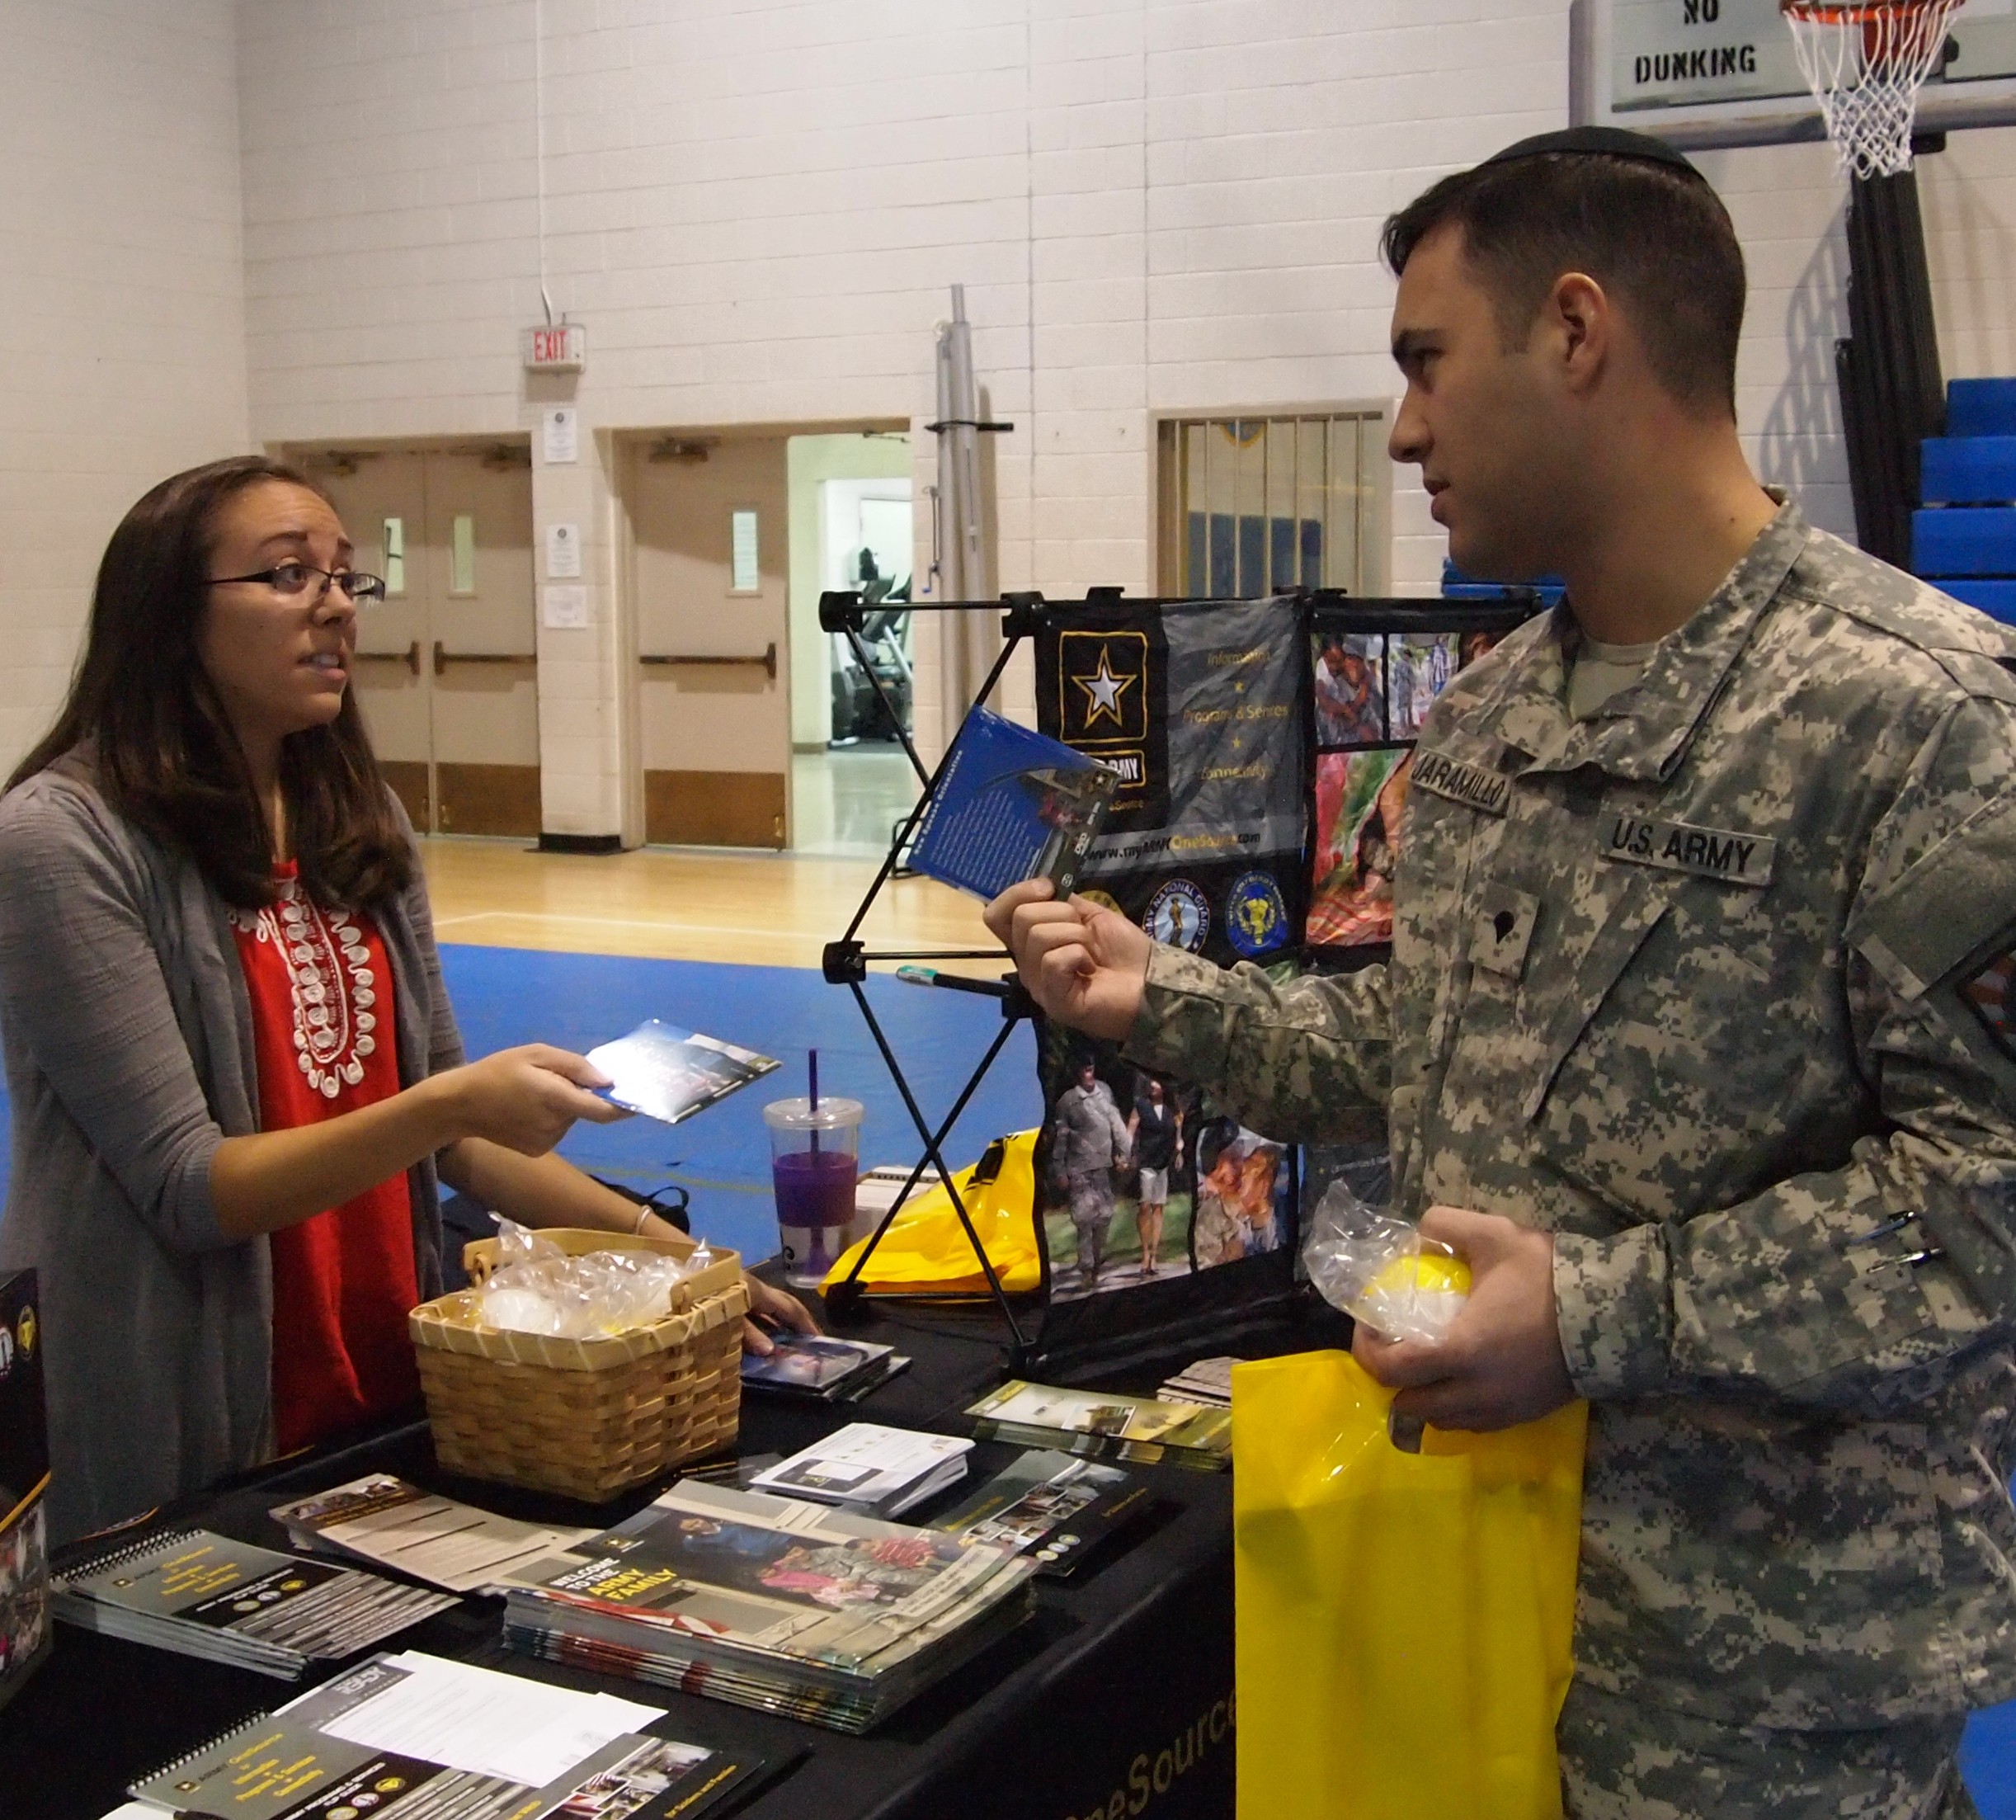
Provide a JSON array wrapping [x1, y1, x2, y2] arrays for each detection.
[[450, 514, 476, 596], [731, 508, 760, 594], [542, 585, 589, 629], [545, 521, 582, 579], [543, 407, 578, 465], [382, 516, 406, 596]]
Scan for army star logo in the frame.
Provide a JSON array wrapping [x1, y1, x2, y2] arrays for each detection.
[[1074, 646, 1135, 728]]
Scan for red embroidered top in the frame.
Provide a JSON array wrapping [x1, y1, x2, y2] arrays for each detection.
[[231, 864, 419, 1455]]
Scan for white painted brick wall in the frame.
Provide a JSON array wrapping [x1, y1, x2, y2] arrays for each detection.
[[0, 0, 249, 771], [3, 2, 2007, 799]]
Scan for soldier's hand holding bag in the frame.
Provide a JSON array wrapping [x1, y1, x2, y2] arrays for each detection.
[[1231, 1349, 1586, 1820]]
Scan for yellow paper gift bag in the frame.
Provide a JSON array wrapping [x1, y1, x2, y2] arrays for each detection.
[[821, 1130, 1043, 1296], [1232, 1351, 1587, 1820]]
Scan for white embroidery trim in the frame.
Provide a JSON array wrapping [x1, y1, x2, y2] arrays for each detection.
[[233, 878, 378, 1098]]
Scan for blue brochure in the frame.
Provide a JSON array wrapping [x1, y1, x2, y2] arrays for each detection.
[[908, 707, 1119, 902]]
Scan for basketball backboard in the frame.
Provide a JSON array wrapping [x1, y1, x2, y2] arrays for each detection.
[[1571, 0, 2016, 149]]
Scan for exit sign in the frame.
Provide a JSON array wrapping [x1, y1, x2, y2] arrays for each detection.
[[522, 323, 586, 371]]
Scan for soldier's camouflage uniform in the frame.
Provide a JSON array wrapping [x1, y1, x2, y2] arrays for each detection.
[[1123, 502, 2016, 1818]]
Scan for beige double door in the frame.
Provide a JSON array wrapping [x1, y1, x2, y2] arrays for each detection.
[[309, 447, 541, 837], [629, 436, 791, 848]]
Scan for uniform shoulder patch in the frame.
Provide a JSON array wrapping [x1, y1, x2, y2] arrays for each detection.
[[1962, 951, 2016, 1061]]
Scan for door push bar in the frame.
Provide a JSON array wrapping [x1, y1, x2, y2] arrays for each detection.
[[354, 641, 421, 677], [432, 643, 537, 677], [638, 643, 778, 681]]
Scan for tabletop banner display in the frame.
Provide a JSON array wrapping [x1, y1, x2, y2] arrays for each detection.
[[1029, 598, 1309, 1374]]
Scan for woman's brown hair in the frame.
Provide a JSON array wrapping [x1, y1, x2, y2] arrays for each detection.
[[8, 455, 414, 908]]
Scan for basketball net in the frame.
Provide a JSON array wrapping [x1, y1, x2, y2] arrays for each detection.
[[1782, 0, 1962, 178]]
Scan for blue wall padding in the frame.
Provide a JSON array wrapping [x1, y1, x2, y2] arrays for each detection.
[[1913, 507, 2016, 578], [1921, 437, 2016, 507], [1948, 378, 2016, 440]]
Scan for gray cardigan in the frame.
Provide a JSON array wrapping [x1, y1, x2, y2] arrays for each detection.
[[0, 757, 464, 1544]]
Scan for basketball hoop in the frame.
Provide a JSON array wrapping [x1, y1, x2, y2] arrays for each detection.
[[1782, 0, 1962, 178]]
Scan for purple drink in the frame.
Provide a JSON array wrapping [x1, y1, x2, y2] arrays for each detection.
[[763, 1094, 864, 1286], [771, 1148, 860, 1228]]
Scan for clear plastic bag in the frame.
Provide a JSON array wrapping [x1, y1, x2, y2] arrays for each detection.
[[1302, 1181, 1472, 1346], [477, 1218, 699, 1337]]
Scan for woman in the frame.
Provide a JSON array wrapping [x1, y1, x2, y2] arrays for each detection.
[[1125, 1076, 1180, 1276], [0, 455, 812, 1544]]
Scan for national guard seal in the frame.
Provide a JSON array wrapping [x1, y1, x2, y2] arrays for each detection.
[[1226, 871, 1289, 957], [1145, 879, 1211, 952]]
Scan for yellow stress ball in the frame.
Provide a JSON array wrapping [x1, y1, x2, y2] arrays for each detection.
[[1354, 1247, 1473, 1346], [1371, 1249, 1472, 1299]]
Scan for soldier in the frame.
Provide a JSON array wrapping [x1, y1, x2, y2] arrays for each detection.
[[991, 128, 2016, 1818], [1048, 1060, 1133, 1290]]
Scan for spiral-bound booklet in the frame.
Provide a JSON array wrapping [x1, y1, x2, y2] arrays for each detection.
[[127, 1649, 766, 1820], [53, 1526, 455, 1678], [0, 1267, 49, 1714]]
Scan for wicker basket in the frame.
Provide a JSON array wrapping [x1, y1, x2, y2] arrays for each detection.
[[409, 1229, 748, 1502]]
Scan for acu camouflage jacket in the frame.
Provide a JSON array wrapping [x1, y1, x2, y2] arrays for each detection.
[[1127, 502, 2016, 1729]]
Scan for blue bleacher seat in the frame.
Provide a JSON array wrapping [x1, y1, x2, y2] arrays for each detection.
[[1912, 507, 2016, 578], [1946, 377, 2016, 440], [1921, 436, 2016, 507], [1440, 560, 1566, 607]]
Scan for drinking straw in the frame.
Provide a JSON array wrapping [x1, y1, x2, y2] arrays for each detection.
[[808, 1049, 820, 1155]]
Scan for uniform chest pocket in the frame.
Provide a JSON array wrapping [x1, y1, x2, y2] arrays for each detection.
[[1524, 875, 1813, 1221], [1517, 870, 1670, 1125]]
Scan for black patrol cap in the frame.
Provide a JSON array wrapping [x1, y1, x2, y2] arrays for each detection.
[[1480, 125, 1707, 184]]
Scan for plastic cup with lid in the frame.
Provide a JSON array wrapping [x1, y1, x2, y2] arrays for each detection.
[[762, 1096, 864, 1288]]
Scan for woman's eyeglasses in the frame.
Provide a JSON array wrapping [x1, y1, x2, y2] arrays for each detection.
[[205, 562, 388, 605]]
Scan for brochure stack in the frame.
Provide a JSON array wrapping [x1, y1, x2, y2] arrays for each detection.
[[502, 1480, 1035, 1733]]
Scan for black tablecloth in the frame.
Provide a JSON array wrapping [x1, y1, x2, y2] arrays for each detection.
[[0, 1288, 1349, 1820]]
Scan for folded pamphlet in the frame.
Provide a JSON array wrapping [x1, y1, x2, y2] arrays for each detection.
[[930, 1450, 1150, 1578], [1156, 1356, 1243, 1409], [747, 1423, 973, 1518], [585, 1020, 780, 1127], [270, 1474, 599, 1596], [907, 705, 1119, 901], [52, 1528, 456, 1680], [125, 1648, 765, 1820], [738, 1333, 910, 1403], [965, 1380, 1232, 1470]]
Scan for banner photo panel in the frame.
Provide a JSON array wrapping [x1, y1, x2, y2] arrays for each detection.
[[1034, 1028, 1298, 1309], [1310, 747, 1411, 948], [1034, 597, 1307, 1324], [1039, 596, 1308, 966], [1303, 606, 1528, 953], [1311, 630, 1386, 746]]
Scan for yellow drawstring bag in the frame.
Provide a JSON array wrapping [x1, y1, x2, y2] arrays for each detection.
[[1232, 1350, 1587, 1820], [820, 1130, 1043, 1296]]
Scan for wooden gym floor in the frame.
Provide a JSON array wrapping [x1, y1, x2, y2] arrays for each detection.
[[419, 837, 1000, 975]]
